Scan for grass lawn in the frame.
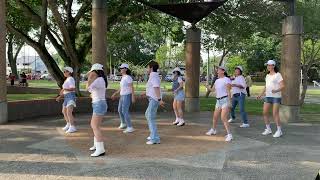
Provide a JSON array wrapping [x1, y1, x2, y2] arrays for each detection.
[[7, 94, 56, 102]]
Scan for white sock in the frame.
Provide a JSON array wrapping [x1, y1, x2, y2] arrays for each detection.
[[277, 126, 281, 131], [266, 124, 271, 130]]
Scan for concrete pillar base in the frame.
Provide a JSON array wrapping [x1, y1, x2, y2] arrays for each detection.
[[280, 105, 300, 123], [185, 98, 200, 112], [0, 101, 8, 124]]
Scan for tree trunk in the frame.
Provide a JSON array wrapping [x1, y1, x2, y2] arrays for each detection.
[[300, 69, 309, 105], [7, 36, 22, 80], [73, 65, 81, 96]]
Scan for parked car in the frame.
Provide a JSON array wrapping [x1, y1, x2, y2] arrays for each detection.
[[40, 73, 52, 80]]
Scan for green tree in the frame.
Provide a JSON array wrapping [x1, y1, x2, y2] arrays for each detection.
[[297, 0, 320, 104]]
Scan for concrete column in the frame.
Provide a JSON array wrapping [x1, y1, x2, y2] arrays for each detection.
[[92, 0, 107, 69], [280, 16, 303, 123], [0, 0, 8, 124], [185, 27, 201, 112]]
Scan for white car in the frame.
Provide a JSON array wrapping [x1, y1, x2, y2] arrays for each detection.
[[40, 73, 52, 80]]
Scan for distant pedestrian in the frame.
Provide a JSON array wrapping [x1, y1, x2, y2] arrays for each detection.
[[257, 60, 284, 138], [228, 66, 249, 128], [111, 63, 136, 133], [87, 63, 108, 157], [9, 73, 15, 86], [20, 72, 27, 86], [56, 67, 77, 133], [205, 66, 233, 142], [245, 75, 253, 97], [171, 67, 185, 126]]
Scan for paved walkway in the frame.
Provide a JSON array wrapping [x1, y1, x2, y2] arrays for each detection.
[[0, 112, 319, 180]]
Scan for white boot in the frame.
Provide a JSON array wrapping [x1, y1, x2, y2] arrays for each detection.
[[90, 142, 106, 157], [89, 137, 96, 151]]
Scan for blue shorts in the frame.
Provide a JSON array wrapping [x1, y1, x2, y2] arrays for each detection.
[[174, 90, 185, 101], [264, 97, 281, 104], [215, 97, 230, 110], [63, 92, 76, 108], [92, 100, 108, 116]]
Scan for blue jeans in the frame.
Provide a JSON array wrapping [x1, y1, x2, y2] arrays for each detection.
[[230, 93, 248, 124], [145, 98, 160, 143], [118, 94, 132, 128], [92, 100, 107, 116]]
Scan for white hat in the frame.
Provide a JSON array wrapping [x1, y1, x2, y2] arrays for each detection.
[[218, 66, 227, 71], [172, 67, 181, 73], [265, 60, 276, 66], [89, 63, 104, 72], [64, 67, 73, 73], [235, 66, 243, 72], [119, 63, 129, 69]]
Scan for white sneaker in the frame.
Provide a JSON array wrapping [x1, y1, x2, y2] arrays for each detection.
[[205, 128, 217, 136], [66, 126, 77, 133], [62, 124, 70, 131], [262, 129, 272, 135], [273, 130, 283, 138], [177, 119, 185, 126], [172, 118, 179, 125], [146, 140, 160, 145], [240, 123, 250, 128], [228, 118, 235, 123], [123, 127, 135, 133], [225, 134, 233, 142], [146, 136, 151, 141], [118, 123, 127, 129]]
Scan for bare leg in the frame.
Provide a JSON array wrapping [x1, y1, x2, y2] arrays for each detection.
[[263, 103, 271, 125], [67, 106, 74, 126], [91, 115, 104, 142], [176, 101, 184, 119], [173, 100, 178, 120], [272, 104, 281, 127], [221, 107, 231, 134], [62, 107, 69, 124], [212, 108, 221, 130]]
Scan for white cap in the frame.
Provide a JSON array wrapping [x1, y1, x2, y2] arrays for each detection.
[[218, 66, 227, 71], [172, 67, 181, 73], [64, 67, 73, 73], [235, 66, 243, 72], [265, 60, 276, 66], [89, 63, 104, 72], [119, 63, 129, 69]]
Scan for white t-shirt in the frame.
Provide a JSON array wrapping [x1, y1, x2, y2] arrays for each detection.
[[120, 75, 133, 95], [146, 72, 161, 101], [214, 77, 231, 98], [265, 72, 283, 98], [87, 77, 106, 103], [62, 77, 75, 94], [231, 75, 247, 95]]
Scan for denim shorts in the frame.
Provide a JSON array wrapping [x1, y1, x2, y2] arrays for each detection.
[[63, 92, 76, 108], [174, 90, 185, 101], [215, 97, 230, 110], [92, 100, 108, 116], [264, 97, 281, 104]]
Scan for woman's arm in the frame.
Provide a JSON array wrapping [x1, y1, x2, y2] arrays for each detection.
[[257, 86, 266, 99], [272, 80, 285, 93], [131, 83, 136, 103]]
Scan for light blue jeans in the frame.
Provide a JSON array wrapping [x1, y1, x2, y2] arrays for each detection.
[[118, 94, 132, 128], [230, 93, 248, 124], [145, 98, 160, 143]]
